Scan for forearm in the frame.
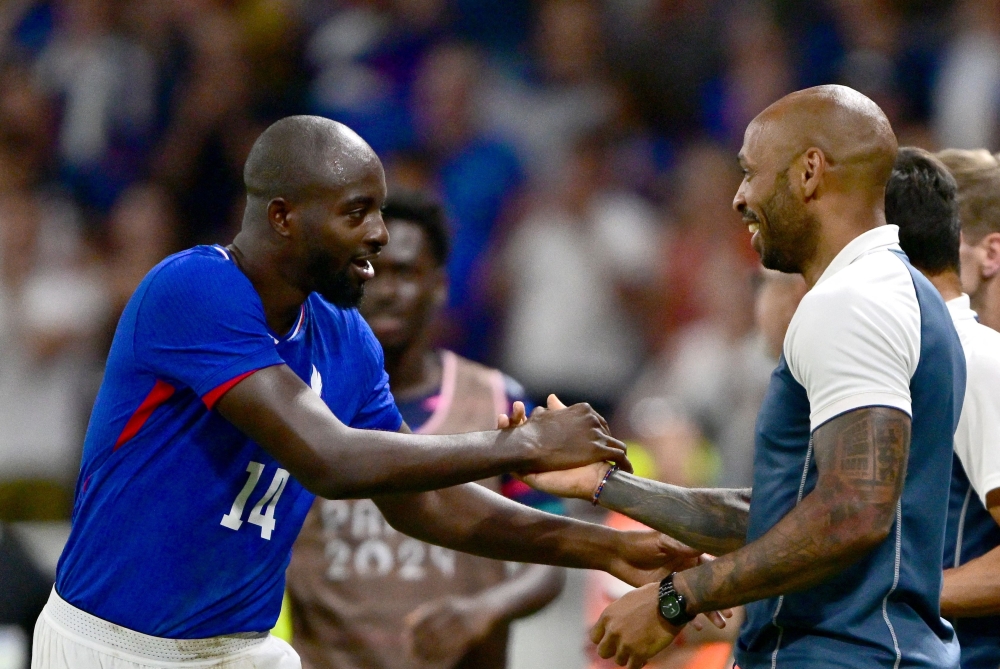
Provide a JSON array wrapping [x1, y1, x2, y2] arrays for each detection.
[[474, 564, 566, 624], [600, 471, 751, 555], [376, 484, 622, 572], [674, 489, 889, 613], [942, 545, 1000, 617]]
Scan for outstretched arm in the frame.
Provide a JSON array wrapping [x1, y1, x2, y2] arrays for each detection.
[[941, 495, 1000, 618], [594, 406, 910, 666], [373, 483, 702, 587], [216, 365, 630, 499]]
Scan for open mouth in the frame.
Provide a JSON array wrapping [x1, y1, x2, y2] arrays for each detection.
[[350, 256, 375, 280], [747, 222, 759, 235]]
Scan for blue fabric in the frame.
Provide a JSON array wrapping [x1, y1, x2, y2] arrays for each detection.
[[736, 251, 964, 668], [944, 454, 1000, 669], [56, 246, 402, 638]]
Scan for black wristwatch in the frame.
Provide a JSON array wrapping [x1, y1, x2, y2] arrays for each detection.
[[658, 573, 694, 626]]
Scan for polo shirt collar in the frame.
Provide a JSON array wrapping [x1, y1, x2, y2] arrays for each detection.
[[814, 224, 902, 287], [946, 293, 978, 323]]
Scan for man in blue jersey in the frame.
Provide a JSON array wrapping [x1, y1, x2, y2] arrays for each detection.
[[885, 146, 1000, 669], [32, 116, 700, 669], [520, 86, 966, 668]]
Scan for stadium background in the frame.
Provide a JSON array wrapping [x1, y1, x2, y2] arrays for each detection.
[[0, 0, 998, 667]]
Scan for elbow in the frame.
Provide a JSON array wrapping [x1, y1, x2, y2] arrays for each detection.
[[835, 506, 896, 557]]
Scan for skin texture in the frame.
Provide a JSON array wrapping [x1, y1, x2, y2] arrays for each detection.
[[359, 216, 564, 665], [528, 87, 911, 667], [212, 116, 685, 602]]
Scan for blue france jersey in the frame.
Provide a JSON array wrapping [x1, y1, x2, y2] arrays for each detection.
[[55, 246, 402, 638]]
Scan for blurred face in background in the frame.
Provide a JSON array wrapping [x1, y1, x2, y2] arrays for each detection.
[[755, 268, 808, 359], [734, 119, 820, 274], [360, 219, 446, 355]]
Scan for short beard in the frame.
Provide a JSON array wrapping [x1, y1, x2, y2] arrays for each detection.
[[305, 249, 365, 308], [758, 171, 820, 274]]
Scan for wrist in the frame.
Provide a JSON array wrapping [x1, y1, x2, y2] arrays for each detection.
[[460, 594, 503, 638], [657, 572, 695, 627], [671, 570, 700, 615], [590, 463, 616, 503]]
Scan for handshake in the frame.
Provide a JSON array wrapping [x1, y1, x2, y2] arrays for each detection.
[[497, 394, 734, 668]]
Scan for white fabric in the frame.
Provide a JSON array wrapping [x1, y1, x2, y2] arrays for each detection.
[[948, 294, 1000, 508], [32, 590, 300, 669], [784, 225, 920, 430]]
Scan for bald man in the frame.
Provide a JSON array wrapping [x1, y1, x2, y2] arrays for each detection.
[[32, 116, 691, 669], [524, 86, 966, 668]]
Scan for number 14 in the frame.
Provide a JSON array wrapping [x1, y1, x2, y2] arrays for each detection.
[[220, 462, 289, 540]]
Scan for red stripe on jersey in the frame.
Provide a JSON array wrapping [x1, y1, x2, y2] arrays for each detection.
[[501, 478, 533, 499], [202, 369, 258, 410], [114, 380, 176, 450]]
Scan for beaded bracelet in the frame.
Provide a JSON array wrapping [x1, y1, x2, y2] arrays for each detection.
[[592, 464, 619, 505]]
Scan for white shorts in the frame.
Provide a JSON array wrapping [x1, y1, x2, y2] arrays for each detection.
[[31, 589, 300, 669]]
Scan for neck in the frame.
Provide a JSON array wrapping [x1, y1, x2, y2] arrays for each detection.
[[383, 343, 442, 400], [228, 232, 308, 335], [972, 277, 1000, 333], [801, 205, 885, 288], [925, 270, 964, 303]]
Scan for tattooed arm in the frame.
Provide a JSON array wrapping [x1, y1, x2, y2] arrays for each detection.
[[591, 406, 910, 666], [600, 475, 751, 556], [674, 406, 909, 611]]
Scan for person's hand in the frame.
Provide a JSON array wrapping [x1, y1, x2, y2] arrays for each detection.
[[403, 595, 496, 666], [504, 395, 632, 474], [591, 582, 679, 668]]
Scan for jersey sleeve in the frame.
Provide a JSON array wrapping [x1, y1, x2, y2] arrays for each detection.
[[349, 313, 403, 432], [785, 280, 919, 431], [132, 253, 285, 407], [955, 343, 1000, 507]]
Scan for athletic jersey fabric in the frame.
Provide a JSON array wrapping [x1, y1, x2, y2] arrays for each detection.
[[736, 226, 965, 668], [56, 245, 402, 639], [942, 294, 1000, 669]]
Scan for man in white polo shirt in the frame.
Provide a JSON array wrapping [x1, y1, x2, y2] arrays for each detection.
[[886, 146, 1000, 669], [521, 85, 966, 668]]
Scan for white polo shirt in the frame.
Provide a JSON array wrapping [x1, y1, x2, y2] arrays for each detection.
[[783, 224, 920, 430], [948, 294, 1000, 506]]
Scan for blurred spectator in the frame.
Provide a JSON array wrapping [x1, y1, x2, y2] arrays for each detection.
[[654, 142, 757, 344], [33, 0, 157, 213], [497, 132, 661, 412], [620, 268, 807, 489], [409, 42, 523, 360], [481, 0, 618, 184], [934, 0, 1000, 150]]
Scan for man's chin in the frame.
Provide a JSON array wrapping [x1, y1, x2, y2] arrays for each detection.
[[319, 284, 365, 309]]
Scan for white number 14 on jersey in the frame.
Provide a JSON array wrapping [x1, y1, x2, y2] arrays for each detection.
[[220, 461, 289, 540]]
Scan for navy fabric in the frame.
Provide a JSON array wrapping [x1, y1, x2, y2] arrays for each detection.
[[736, 252, 965, 668], [944, 454, 1000, 669], [56, 246, 402, 638]]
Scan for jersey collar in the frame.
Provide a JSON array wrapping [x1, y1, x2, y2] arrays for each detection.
[[946, 294, 978, 324], [814, 224, 902, 288]]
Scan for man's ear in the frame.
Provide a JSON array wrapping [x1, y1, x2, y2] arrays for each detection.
[[981, 232, 1000, 279], [267, 198, 292, 237], [801, 148, 826, 200]]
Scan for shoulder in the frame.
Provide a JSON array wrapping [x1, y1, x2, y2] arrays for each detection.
[[963, 322, 1000, 385], [137, 246, 247, 302]]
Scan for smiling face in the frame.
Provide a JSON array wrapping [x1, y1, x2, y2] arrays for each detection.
[[733, 119, 820, 274], [360, 219, 446, 354], [295, 153, 389, 308]]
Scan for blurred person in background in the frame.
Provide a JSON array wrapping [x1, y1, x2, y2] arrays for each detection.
[[480, 0, 619, 186], [0, 60, 107, 520], [32, 0, 157, 214], [937, 149, 1000, 333], [934, 0, 1000, 151], [407, 41, 523, 360], [497, 131, 662, 415], [286, 191, 565, 669], [886, 146, 1000, 669], [620, 266, 807, 493]]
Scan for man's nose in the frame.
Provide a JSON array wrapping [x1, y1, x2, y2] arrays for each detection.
[[733, 188, 746, 214], [366, 212, 390, 250]]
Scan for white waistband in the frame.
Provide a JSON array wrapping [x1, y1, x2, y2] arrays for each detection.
[[43, 589, 267, 663]]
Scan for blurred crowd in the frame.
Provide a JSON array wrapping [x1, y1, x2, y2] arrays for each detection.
[[0, 0, 999, 519]]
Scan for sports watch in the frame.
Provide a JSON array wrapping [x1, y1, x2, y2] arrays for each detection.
[[658, 573, 694, 627]]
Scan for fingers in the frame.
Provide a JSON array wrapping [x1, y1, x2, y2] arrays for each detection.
[[704, 610, 728, 629], [590, 617, 606, 645], [510, 401, 526, 424], [547, 394, 567, 409], [602, 440, 634, 474], [497, 414, 510, 429]]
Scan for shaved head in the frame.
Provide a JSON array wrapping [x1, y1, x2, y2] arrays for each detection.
[[735, 85, 898, 280], [749, 85, 898, 192], [243, 115, 381, 204]]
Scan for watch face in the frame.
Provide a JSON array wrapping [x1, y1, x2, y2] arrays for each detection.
[[661, 598, 681, 619]]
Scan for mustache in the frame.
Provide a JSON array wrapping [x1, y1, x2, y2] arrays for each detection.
[[743, 209, 761, 223]]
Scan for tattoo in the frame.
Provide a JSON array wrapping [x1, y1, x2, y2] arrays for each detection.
[[600, 473, 751, 555], [675, 406, 910, 613]]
